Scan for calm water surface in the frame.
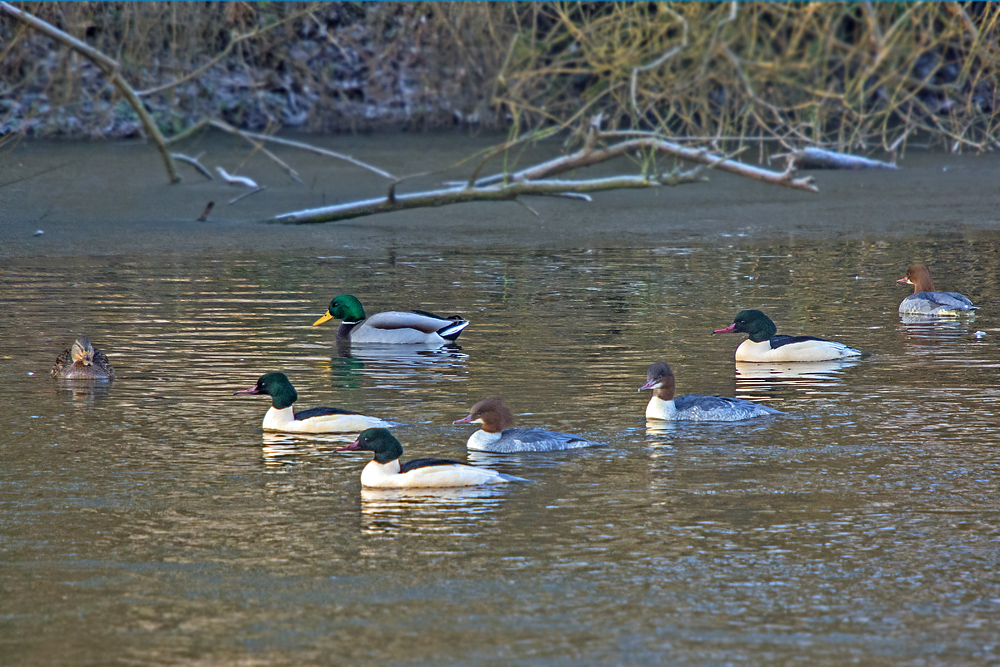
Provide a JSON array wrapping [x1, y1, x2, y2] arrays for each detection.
[[3, 233, 1000, 663]]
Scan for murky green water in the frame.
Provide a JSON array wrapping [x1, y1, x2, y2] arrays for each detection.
[[3, 238, 999, 665], [2, 137, 1000, 664]]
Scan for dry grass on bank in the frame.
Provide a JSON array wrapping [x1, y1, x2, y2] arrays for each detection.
[[2, 2, 999, 156]]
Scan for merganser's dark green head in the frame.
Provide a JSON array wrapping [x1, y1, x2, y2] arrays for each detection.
[[233, 371, 298, 409], [313, 294, 366, 326], [336, 427, 403, 463], [713, 309, 777, 342]]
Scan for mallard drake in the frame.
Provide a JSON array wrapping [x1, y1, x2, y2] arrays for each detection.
[[897, 264, 977, 316], [234, 372, 394, 433], [336, 428, 527, 488], [640, 361, 781, 421], [312, 294, 469, 345], [713, 309, 863, 362], [51, 335, 115, 380], [453, 397, 601, 452]]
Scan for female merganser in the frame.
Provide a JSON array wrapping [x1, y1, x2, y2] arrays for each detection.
[[336, 428, 527, 488], [312, 295, 469, 345], [897, 264, 977, 316], [51, 335, 115, 380], [453, 397, 601, 452], [640, 361, 781, 421], [713, 309, 863, 362], [234, 372, 394, 433]]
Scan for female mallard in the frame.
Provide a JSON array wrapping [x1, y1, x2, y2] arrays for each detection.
[[312, 294, 469, 345], [51, 335, 115, 380]]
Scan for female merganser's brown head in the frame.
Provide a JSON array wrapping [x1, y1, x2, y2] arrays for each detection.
[[454, 397, 515, 433], [639, 361, 676, 401], [897, 264, 935, 293]]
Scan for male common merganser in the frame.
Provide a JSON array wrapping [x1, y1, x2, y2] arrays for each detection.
[[234, 372, 394, 433], [312, 294, 469, 345], [713, 309, 863, 362], [453, 397, 601, 452], [897, 264, 977, 316], [336, 428, 527, 488], [640, 361, 780, 421], [51, 335, 115, 380]]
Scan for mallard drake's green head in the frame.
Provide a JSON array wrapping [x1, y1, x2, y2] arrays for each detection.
[[233, 371, 298, 409], [335, 427, 404, 463], [313, 294, 366, 326]]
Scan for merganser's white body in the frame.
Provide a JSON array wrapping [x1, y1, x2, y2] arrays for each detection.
[[715, 310, 863, 362], [359, 458, 520, 488], [235, 372, 393, 434], [313, 294, 469, 345], [641, 361, 781, 421], [455, 397, 602, 452], [261, 406, 393, 434], [338, 428, 527, 489], [733, 338, 862, 363], [897, 264, 977, 317]]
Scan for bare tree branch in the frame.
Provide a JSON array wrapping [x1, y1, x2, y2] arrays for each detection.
[[269, 169, 708, 225], [0, 1, 180, 184]]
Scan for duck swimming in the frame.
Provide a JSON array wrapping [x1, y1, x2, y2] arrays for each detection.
[[336, 428, 527, 488], [51, 335, 115, 380], [897, 264, 977, 316], [453, 397, 601, 452], [640, 361, 780, 421], [312, 295, 469, 345], [713, 309, 863, 362], [234, 372, 394, 433]]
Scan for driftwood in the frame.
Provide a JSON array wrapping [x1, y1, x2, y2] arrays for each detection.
[[267, 127, 817, 225], [215, 167, 258, 189], [781, 147, 899, 170], [0, 1, 180, 184], [271, 170, 709, 225]]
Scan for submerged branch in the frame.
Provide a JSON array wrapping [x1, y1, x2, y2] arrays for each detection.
[[269, 169, 707, 225]]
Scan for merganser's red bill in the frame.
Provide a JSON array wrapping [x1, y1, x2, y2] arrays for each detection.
[[713, 323, 737, 334]]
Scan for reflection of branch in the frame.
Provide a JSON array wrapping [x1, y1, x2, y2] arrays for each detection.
[[270, 169, 707, 225], [0, 1, 180, 183], [168, 118, 394, 181], [168, 118, 302, 183], [172, 153, 212, 179]]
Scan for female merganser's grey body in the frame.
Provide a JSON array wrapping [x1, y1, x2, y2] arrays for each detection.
[[897, 264, 977, 316], [336, 428, 527, 488], [640, 361, 781, 421], [234, 372, 393, 433], [313, 294, 469, 345], [51, 335, 115, 380], [713, 309, 863, 362], [454, 397, 601, 452]]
